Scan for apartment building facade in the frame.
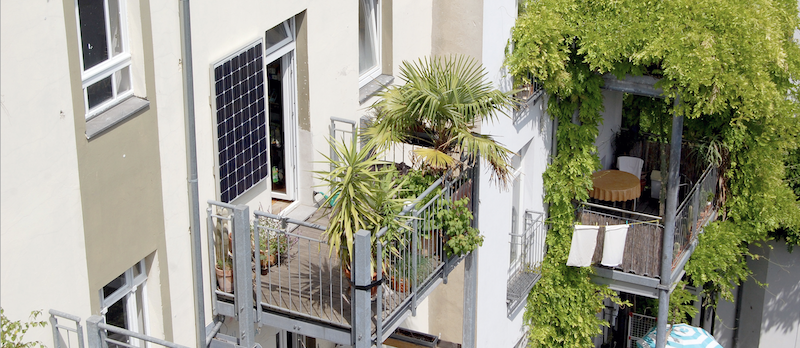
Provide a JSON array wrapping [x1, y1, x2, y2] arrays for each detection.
[[2, 0, 552, 347]]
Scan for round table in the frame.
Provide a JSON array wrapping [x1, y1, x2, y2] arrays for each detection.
[[590, 170, 641, 202]]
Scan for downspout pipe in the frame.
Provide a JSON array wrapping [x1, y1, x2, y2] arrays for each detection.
[[656, 95, 683, 348], [178, 1, 207, 347]]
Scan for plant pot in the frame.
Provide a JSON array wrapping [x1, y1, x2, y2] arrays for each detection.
[[215, 266, 234, 293], [390, 275, 410, 293], [259, 251, 278, 274], [343, 266, 379, 297]]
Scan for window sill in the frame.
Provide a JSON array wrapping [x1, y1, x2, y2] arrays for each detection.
[[85, 96, 150, 139], [359, 74, 394, 104]]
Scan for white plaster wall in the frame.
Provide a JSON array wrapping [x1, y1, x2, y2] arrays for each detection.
[[713, 296, 737, 347], [473, 0, 553, 347], [146, 1, 202, 345], [0, 0, 93, 345], [596, 90, 623, 170], [759, 241, 800, 348]]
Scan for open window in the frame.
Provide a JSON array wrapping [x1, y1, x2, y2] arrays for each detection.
[[358, 0, 381, 86], [100, 260, 148, 347]]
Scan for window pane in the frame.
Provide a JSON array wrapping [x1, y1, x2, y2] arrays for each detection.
[[265, 22, 289, 51], [358, 0, 378, 75], [108, 0, 124, 57], [115, 66, 131, 95], [87, 75, 113, 109], [102, 272, 127, 299], [78, 0, 109, 70], [105, 297, 130, 347]]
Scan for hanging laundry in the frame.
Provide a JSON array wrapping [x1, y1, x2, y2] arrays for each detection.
[[566, 225, 600, 267], [601, 224, 629, 267]]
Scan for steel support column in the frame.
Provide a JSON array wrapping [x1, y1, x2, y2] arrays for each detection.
[[232, 205, 255, 348], [656, 96, 683, 348], [353, 230, 372, 348]]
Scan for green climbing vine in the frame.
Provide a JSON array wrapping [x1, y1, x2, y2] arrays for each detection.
[[508, 0, 800, 346]]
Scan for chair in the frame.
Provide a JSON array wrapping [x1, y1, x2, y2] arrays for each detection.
[[617, 156, 644, 179], [617, 156, 644, 210]]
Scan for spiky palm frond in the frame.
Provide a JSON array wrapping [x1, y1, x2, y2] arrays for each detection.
[[452, 131, 514, 186], [315, 139, 392, 264], [368, 55, 517, 183]]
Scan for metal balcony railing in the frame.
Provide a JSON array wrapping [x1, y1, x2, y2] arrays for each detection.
[[673, 165, 718, 263], [578, 164, 718, 278], [506, 210, 546, 316], [49, 310, 188, 348], [50, 310, 84, 348], [206, 163, 476, 346]]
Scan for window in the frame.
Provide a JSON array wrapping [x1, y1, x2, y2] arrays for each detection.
[[76, 0, 134, 119], [358, 0, 381, 85], [100, 260, 148, 348]]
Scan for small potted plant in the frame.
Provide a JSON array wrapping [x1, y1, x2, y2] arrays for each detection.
[[215, 254, 234, 293], [269, 232, 293, 264], [214, 211, 234, 292], [388, 254, 432, 293]]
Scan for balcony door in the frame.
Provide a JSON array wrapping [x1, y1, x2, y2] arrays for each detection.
[[265, 20, 297, 201]]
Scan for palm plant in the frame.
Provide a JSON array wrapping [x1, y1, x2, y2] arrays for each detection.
[[365, 55, 518, 186]]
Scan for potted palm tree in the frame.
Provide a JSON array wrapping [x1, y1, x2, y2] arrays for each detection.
[[365, 55, 518, 186], [316, 138, 409, 288]]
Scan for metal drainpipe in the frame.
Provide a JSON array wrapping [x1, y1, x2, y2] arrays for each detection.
[[656, 95, 683, 348], [178, 1, 207, 347]]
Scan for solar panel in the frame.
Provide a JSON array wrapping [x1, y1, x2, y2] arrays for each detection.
[[213, 41, 269, 202]]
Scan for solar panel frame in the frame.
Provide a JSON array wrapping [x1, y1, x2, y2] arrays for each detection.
[[211, 39, 269, 203]]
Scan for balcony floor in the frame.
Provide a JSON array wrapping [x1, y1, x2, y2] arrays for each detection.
[[217, 208, 442, 331]]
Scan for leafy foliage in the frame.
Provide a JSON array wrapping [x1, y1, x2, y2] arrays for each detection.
[[508, 0, 800, 345], [1, 308, 46, 348], [435, 197, 484, 257], [367, 55, 518, 186]]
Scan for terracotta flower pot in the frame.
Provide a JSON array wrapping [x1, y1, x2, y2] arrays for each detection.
[[215, 266, 234, 293], [343, 266, 379, 297], [259, 251, 278, 274]]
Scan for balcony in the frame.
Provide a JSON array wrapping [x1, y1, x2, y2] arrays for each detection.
[[506, 210, 546, 316], [581, 164, 719, 297], [206, 164, 476, 346]]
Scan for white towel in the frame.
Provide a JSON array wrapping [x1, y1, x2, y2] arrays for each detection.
[[566, 225, 600, 267], [601, 224, 629, 267]]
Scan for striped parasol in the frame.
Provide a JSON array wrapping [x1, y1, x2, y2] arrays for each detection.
[[636, 324, 722, 348]]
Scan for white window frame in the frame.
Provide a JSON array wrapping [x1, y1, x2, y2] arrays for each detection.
[[99, 260, 149, 347], [508, 166, 525, 277], [358, 0, 381, 86], [264, 19, 295, 58], [75, 0, 134, 119]]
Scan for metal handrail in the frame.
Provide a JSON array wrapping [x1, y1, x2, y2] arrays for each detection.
[[580, 201, 662, 221], [49, 309, 84, 348], [95, 320, 189, 348]]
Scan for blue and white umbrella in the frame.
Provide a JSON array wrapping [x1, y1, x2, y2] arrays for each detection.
[[636, 323, 722, 348]]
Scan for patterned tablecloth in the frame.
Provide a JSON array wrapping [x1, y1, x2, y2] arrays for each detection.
[[589, 170, 641, 202]]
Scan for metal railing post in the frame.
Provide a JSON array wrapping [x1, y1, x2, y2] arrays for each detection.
[[232, 204, 255, 348], [657, 98, 684, 348], [49, 310, 84, 348], [353, 230, 372, 348], [86, 316, 104, 348]]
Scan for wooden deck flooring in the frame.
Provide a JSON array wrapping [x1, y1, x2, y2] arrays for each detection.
[[224, 209, 425, 329]]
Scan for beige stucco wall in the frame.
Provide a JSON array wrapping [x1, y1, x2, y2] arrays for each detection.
[[60, 0, 175, 339], [431, 0, 484, 61], [0, 0, 93, 346]]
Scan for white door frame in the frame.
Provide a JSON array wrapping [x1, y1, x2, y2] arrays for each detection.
[[265, 46, 298, 201]]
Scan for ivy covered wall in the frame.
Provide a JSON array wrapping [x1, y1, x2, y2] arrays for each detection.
[[506, 0, 800, 346]]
